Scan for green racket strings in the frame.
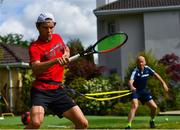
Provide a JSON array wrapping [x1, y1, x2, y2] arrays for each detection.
[[97, 33, 127, 52]]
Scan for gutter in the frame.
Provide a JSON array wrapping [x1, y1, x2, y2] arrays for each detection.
[[94, 5, 180, 16], [0, 62, 29, 68], [6, 66, 13, 112]]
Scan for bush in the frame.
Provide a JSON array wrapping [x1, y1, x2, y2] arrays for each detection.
[[20, 69, 34, 112], [67, 75, 124, 115], [112, 102, 131, 116], [65, 59, 104, 85], [112, 102, 160, 116], [159, 53, 180, 110], [136, 105, 150, 116]]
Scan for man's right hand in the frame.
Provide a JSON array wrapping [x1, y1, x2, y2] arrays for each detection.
[[130, 86, 136, 92], [56, 57, 69, 66]]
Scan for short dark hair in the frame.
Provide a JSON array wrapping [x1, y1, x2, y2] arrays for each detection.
[[36, 19, 56, 28]]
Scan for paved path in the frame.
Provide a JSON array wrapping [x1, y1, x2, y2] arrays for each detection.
[[159, 110, 180, 115]]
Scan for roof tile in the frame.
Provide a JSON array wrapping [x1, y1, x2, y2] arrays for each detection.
[[0, 43, 29, 64], [94, 0, 180, 11]]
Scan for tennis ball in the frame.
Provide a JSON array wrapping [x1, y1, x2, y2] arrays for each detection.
[[165, 118, 168, 121]]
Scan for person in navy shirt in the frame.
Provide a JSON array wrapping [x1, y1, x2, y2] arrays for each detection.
[[125, 56, 169, 129]]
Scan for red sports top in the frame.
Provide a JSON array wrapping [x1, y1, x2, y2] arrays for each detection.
[[29, 34, 65, 90]]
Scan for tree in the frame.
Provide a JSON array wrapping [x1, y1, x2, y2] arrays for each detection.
[[159, 53, 180, 110], [65, 59, 104, 85], [159, 53, 180, 83], [67, 38, 94, 63], [0, 33, 30, 47], [65, 38, 104, 85]]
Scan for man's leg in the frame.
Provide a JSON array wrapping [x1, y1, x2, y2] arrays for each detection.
[[25, 106, 45, 129], [63, 105, 88, 129], [146, 99, 157, 128], [126, 99, 139, 129]]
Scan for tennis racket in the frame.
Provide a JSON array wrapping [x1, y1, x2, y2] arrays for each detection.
[[69, 32, 128, 61]]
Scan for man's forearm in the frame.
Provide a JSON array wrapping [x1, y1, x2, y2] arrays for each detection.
[[31, 58, 58, 76], [129, 80, 136, 91], [154, 72, 166, 85]]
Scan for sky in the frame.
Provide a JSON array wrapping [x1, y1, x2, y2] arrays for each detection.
[[0, 0, 117, 63], [0, 0, 99, 48]]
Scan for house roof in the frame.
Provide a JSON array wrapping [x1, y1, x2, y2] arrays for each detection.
[[0, 43, 29, 67], [94, 0, 180, 16]]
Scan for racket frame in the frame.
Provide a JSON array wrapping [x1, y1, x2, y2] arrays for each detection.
[[69, 32, 128, 61]]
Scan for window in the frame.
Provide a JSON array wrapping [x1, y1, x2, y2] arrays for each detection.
[[110, 68, 117, 74], [108, 22, 116, 34]]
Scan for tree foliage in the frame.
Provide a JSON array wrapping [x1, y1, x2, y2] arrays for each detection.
[[0, 33, 30, 47], [65, 38, 104, 85], [159, 53, 180, 83], [20, 69, 35, 111], [67, 38, 94, 62], [65, 59, 104, 85], [159, 53, 180, 110]]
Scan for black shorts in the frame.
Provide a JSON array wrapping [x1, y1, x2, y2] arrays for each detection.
[[131, 90, 153, 105], [30, 87, 76, 117]]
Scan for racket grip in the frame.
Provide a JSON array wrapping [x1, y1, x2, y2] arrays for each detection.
[[69, 54, 81, 62]]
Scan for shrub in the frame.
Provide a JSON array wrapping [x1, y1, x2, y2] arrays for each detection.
[[159, 53, 180, 83], [159, 53, 180, 110], [65, 59, 104, 85], [112, 102, 131, 116], [68, 75, 124, 115], [21, 69, 34, 112]]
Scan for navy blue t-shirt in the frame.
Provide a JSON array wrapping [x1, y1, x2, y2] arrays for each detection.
[[130, 65, 155, 91]]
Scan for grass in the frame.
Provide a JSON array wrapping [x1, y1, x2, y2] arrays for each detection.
[[0, 115, 179, 129]]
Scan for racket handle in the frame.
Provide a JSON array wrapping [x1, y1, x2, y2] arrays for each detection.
[[69, 54, 81, 62]]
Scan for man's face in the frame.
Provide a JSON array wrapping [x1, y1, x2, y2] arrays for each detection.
[[37, 20, 55, 42], [137, 56, 146, 70]]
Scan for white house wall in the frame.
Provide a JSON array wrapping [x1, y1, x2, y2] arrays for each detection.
[[98, 18, 122, 75], [118, 14, 145, 79], [97, 10, 180, 79], [144, 11, 180, 58], [97, 14, 144, 79]]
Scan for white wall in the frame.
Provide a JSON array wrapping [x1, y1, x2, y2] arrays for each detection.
[[97, 10, 180, 80], [144, 11, 180, 58], [98, 14, 144, 79], [118, 14, 144, 78]]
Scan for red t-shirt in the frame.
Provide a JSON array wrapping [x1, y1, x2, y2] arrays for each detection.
[[29, 34, 65, 90]]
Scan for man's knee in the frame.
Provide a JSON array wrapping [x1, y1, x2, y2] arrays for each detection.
[[152, 105, 157, 111], [132, 103, 138, 110], [77, 118, 88, 129], [131, 99, 139, 110], [83, 119, 88, 128], [24, 121, 42, 129], [31, 121, 42, 129]]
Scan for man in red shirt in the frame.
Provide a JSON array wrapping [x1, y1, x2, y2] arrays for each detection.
[[25, 12, 88, 129]]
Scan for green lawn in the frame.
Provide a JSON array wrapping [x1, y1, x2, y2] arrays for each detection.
[[0, 115, 179, 129]]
